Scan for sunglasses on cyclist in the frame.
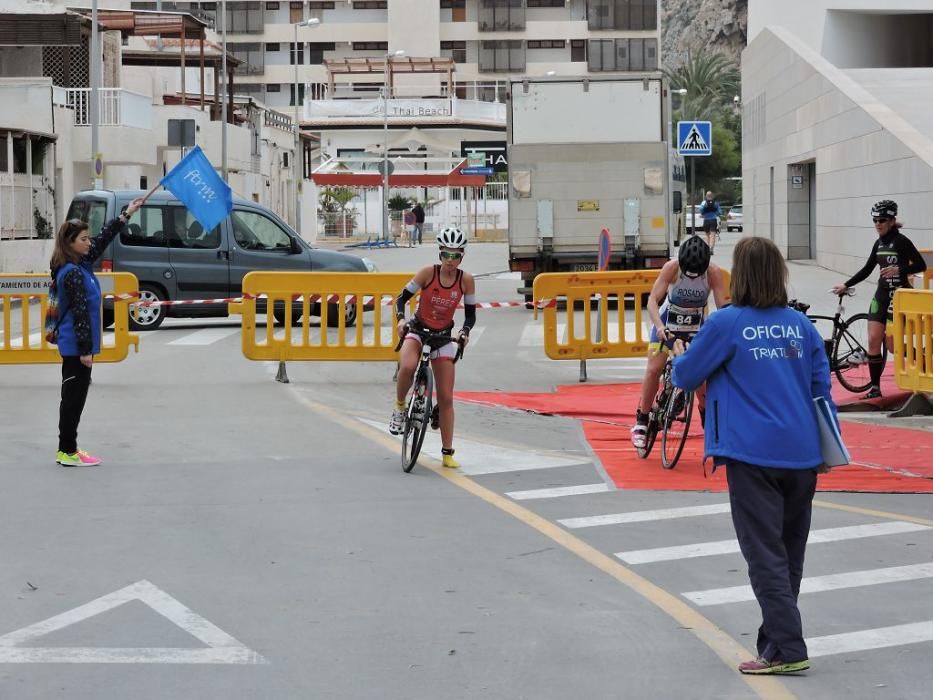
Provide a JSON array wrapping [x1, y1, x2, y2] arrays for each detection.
[[439, 251, 464, 261], [872, 216, 891, 224]]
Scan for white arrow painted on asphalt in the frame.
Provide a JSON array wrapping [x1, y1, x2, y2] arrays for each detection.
[[0, 580, 267, 664]]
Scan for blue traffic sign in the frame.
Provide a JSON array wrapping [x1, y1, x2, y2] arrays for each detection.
[[598, 228, 611, 271], [462, 167, 494, 175], [677, 121, 713, 157]]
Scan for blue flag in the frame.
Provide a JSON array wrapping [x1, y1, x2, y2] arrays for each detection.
[[160, 146, 233, 232]]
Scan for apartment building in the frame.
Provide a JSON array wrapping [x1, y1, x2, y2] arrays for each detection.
[[118, 1, 660, 109]]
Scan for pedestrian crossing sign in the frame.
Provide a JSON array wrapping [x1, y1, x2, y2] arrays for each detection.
[[677, 121, 713, 157]]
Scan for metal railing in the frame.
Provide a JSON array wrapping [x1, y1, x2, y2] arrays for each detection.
[[64, 88, 152, 128]]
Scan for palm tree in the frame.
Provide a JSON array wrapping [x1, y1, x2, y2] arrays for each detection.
[[663, 51, 740, 121]]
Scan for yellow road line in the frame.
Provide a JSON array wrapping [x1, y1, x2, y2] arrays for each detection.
[[291, 395, 796, 700], [814, 499, 933, 527]]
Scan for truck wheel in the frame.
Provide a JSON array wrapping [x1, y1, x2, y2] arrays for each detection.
[[129, 284, 167, 331], [524, 293, 534, 310]]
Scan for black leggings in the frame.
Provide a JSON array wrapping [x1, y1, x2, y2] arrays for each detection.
[[59, 356, 93, 454]]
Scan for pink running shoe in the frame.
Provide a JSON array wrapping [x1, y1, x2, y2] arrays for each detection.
[[77, 449, 102, 466]]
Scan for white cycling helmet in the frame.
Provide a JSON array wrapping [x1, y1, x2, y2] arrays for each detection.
[[436, 225, 467, 249]]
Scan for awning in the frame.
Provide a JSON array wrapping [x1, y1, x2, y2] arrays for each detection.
[[312, 156, 486, 188]]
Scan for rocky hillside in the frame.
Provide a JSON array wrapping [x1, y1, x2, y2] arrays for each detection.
[[662, 0, 748, 69]]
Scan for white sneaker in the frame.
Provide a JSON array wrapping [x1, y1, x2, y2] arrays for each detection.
[[389, 408, 405, 435], [630, 423, 648, 449]]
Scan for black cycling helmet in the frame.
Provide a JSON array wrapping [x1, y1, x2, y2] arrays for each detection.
[[871, 199, 897, 218], [678, 235, 712, 276]]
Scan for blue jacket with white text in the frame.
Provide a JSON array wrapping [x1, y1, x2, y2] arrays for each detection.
[[671, 304, 837, 469]]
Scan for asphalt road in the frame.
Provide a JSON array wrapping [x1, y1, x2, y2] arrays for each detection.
[[1, 237, 931, 700]]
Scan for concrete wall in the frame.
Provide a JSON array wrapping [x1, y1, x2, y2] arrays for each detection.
[[0, 47, 43, 78], [741, 27, 933, 276], [748, 0, 933, 49], [0, 239, 54, 274]]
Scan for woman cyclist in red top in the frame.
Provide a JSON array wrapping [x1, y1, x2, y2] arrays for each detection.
[[390, 225, 476, 468]]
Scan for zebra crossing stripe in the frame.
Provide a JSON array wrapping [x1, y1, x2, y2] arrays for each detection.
[[616, 521, 931, 565], [683, 562, 933, 606], [559, 503, 731, 530], [168, 327, 241, 346], [506, 483, 611, 500], [807, 620, 933, 658]]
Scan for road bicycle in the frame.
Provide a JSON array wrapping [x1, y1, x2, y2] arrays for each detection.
[[636, 338, 695, 470], [394, 326, 465, 473], [788, 288, 883, 394]]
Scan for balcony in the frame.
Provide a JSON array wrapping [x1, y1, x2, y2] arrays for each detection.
[[64, 88, 153, 129]]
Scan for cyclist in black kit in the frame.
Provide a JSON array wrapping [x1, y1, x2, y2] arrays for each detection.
[[831, 200, 926, 399]]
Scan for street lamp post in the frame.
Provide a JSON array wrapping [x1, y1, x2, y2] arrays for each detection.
[[382, 49, 405, 242], [293, 17, 320, 238]]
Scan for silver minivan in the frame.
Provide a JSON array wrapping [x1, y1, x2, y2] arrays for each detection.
[[66, 189, 374, 330]]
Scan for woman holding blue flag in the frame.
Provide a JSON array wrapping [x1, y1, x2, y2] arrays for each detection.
[[670, 236, 839, 676], [50, 196, 145, 467]]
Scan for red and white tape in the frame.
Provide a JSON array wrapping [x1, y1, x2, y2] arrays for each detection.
[[102, 292, 556, 310]]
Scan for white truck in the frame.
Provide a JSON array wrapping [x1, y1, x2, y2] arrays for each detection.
[[507, 75, 685, 302]]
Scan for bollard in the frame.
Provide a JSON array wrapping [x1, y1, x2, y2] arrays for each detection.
[[275, 361, 290, 384]]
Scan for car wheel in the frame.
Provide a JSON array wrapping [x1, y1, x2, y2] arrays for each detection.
[[272, 302, 303, 326], [326, 300, 357, 328], [101, 308, 115, 330], [129, 284, 167, 331]]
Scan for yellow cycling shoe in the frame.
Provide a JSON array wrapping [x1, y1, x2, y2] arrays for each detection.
[[441, 448, 460, 469]]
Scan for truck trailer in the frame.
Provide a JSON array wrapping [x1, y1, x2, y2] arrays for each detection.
[[507, 75, 685, 302]]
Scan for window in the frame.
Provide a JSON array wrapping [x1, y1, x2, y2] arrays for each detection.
[[527, 0, 564, 6], [587, 38, 657, 71], [479, 40, 525, 73], [441, 40, 467, 63], [118, 205, 167, 248], [266, 42, 280, 52], [478, 0, 525, 32], [527, 40, 565, 49], [352, 41, 388, 51], [571, 39, 586, 62], [227, 1, 263, 33], [290, 41, 305, 64], [169, 208, 222, 250], [231, 211, 292, 251], [66, 199, 108, 243], [290, 83, 306, 106], [586, 0, 657, 31], [353, 1, 387, 8], [308, 42, 336, 64], [265, 2, 279, 9], [309, 1, 335, 8], [440, 0, 465, 7], [266, 83, 281, 92], [229, 42, 264, 74]]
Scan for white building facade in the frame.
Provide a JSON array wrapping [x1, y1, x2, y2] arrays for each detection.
[[743, 0, 933, 273]]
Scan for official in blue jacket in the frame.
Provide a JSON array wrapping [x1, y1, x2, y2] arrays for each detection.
[[50, 196, 144, 467], [671, 236, 837, 676]]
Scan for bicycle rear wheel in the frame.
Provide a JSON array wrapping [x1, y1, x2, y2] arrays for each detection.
[[661, 389, 694, 469], [834, 313, 886, 393], [402, 366, 433, 472]]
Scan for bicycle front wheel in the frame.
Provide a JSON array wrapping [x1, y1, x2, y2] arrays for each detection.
[[661, 389, 694, 470], [402, 366, 433, 472], [834, 313, 885, 393]]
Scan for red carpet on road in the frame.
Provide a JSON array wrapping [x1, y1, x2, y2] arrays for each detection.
[[456, 378, 933, 493]]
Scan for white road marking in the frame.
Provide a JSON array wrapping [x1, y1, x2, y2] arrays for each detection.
[[167, 327, 241, 346], [0, 580, 266, 665], [358, 418, 589, 475], [506, 483, 611, 500], [559, 503, 732, 530], [683, 562, 933, 606], [616, 521, 931, 565], [807, 620, 933, 658]]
